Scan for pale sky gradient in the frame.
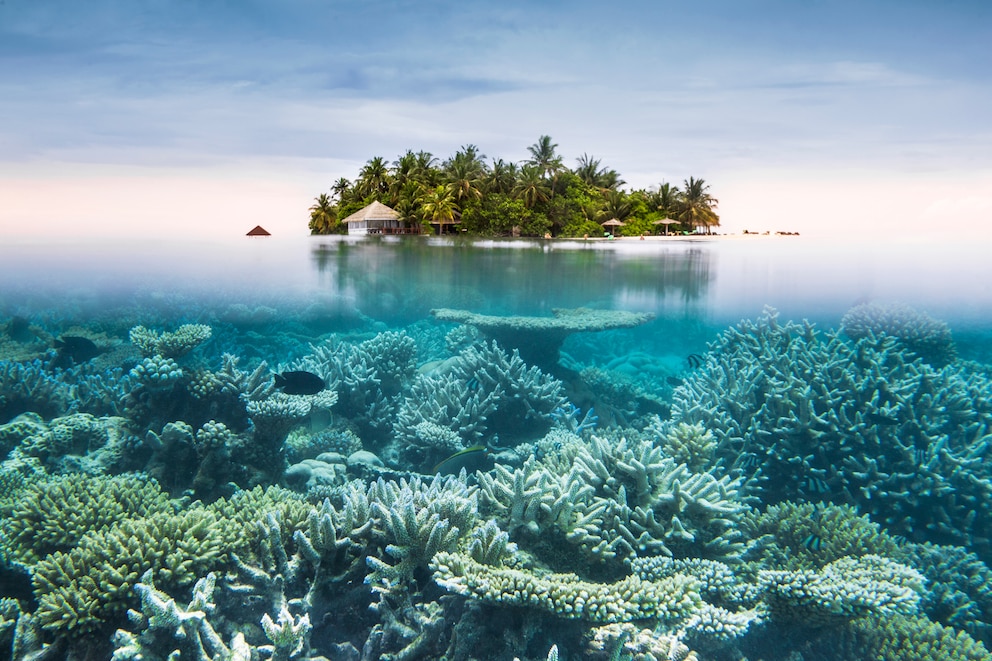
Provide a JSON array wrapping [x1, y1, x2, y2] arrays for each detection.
[[1, 0, 990, 239]]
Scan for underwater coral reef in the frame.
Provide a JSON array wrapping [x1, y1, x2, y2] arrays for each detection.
[[1, 305, 991, 661]]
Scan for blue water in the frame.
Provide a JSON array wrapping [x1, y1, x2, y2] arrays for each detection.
[[1, 235, 991, 659]]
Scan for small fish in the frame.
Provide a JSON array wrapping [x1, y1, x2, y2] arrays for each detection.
[[666, 376, 684, 387], [466, 376, 481, 391], [274, 371, 325, 395], [804, 476, 831, 494], [686, 353, 704, 369], [53, 335, 101, 364], [737, 454, 762, 470], [802, 533, 822, 552], [432, 445, 489, 475], [865, 412, 899, 426]]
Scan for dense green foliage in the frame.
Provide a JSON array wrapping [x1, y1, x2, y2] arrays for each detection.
[[309, 136, 720, 237]]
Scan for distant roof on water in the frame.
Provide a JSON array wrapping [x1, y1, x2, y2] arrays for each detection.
[[247, 225, 271, 236], [341, 200, 400, 224]]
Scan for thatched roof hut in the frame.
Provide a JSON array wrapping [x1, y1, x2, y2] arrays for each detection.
[[341, 201, 416, 235], [246, 225, 271, 236]]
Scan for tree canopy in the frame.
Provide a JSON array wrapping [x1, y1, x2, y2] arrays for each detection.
[[309, 138, 719, 237]]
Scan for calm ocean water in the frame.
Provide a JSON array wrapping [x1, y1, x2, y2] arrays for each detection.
[[2, 234, 991, 660]]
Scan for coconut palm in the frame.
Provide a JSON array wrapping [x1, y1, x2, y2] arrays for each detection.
[[599, 190, 632, 222], [419, 185, 459, 234], [485, 159, 518, 195], [526, 135, 564, 182], [308, 193, 337, 234], [512, 165, 552, 208], [331, 177, 353, 204], [649, 182, 680, 217], [356, 156, 391, 200], [444, 145, 487, 205], [676, 177, 720, 234]]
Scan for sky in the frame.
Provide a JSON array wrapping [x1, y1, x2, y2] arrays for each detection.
[[1, 0, 990, 239]]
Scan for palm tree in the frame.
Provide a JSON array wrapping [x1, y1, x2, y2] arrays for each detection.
[[419, 185, 459, 234], [444, 145, 487, 205], [599, 190, 631, 222], [649, 182, 680, 217], [356, 156, 391, 200], [331, 177, 353, 204], [677, 177, 720, 234], [512, 165, 552, 208], [526, 135, 565, 198], [485, 159, 518, 195], [308, 193, 337, 234], [574, 153, 603, 186]]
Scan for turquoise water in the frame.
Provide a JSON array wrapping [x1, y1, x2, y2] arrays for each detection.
[[1, 235, 991, 659]]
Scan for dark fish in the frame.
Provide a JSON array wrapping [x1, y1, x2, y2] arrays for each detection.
[[432, 445, 490, 475], [686, 353, 704, 369], [7, 316, 34, 343], [865, 412, 899, 426], [802, 533, 822, 552], [466, 376, 481, 391], [274, 371, 325, 395], [53, 335, 101, 364], [666, 376, 684, 387]]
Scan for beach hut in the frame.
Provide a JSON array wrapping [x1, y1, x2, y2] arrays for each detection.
[[341, 201, 417, 235], [246, 225, 271, 237]]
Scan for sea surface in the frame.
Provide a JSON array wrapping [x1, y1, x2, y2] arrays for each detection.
[[1, 234, 991, 660]]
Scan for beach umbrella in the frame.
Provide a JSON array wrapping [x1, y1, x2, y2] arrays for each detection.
[[652, 218, 679, 236], [601, 218, 625, 238]]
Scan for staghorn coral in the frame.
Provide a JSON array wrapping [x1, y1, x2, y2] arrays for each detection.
[[129, 324, 212, 359], [0, 359, 73, 421], [478, 434, 748, 569], [895, 542, 992, 648], [841, 302, 956, 366], [286, 331, 418, 444], [391, 341, 566, 470], [586, 623, 699, 661], [670, 307, 992, 559], [112, 571, 254, 661], [659, 422, 717, 473]]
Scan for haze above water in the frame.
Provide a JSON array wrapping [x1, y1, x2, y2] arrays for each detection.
[[3, 237, 988, 346]]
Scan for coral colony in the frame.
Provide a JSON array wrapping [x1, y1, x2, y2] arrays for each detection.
[[1, 303, 992, 661]]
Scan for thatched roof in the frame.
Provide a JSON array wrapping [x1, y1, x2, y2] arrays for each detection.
[[246, 225, 271, 236], [341, 201, 400, 224]]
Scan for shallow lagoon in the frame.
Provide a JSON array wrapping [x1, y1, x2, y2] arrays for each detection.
[[1, 235, 991, 660]]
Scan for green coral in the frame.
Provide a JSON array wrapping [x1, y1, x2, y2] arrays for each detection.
[[2, 473, 173, 563], [741, 501, 901, 570], [835, 614, 992, 661], [431, 551, 701, 623]]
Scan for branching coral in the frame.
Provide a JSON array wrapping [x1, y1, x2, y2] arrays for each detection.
[[841, 302, 956, 367], [478, 434, 748, 569], [129, 324, 212, 359], [392, 341, 565, 470], [670, 307, 992, 558], [431, 551, 702, 623]]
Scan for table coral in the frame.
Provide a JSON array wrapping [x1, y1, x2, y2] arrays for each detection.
[[430, 307, 654, 373], [129, 324, 212, 359], [841, 302, 956, 367]]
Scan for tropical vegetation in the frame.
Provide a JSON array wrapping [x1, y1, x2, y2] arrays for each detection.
[[308, 136, 720, 237]]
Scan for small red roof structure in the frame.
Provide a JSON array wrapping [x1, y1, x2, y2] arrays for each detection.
[[246, 225, 271, 237]]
